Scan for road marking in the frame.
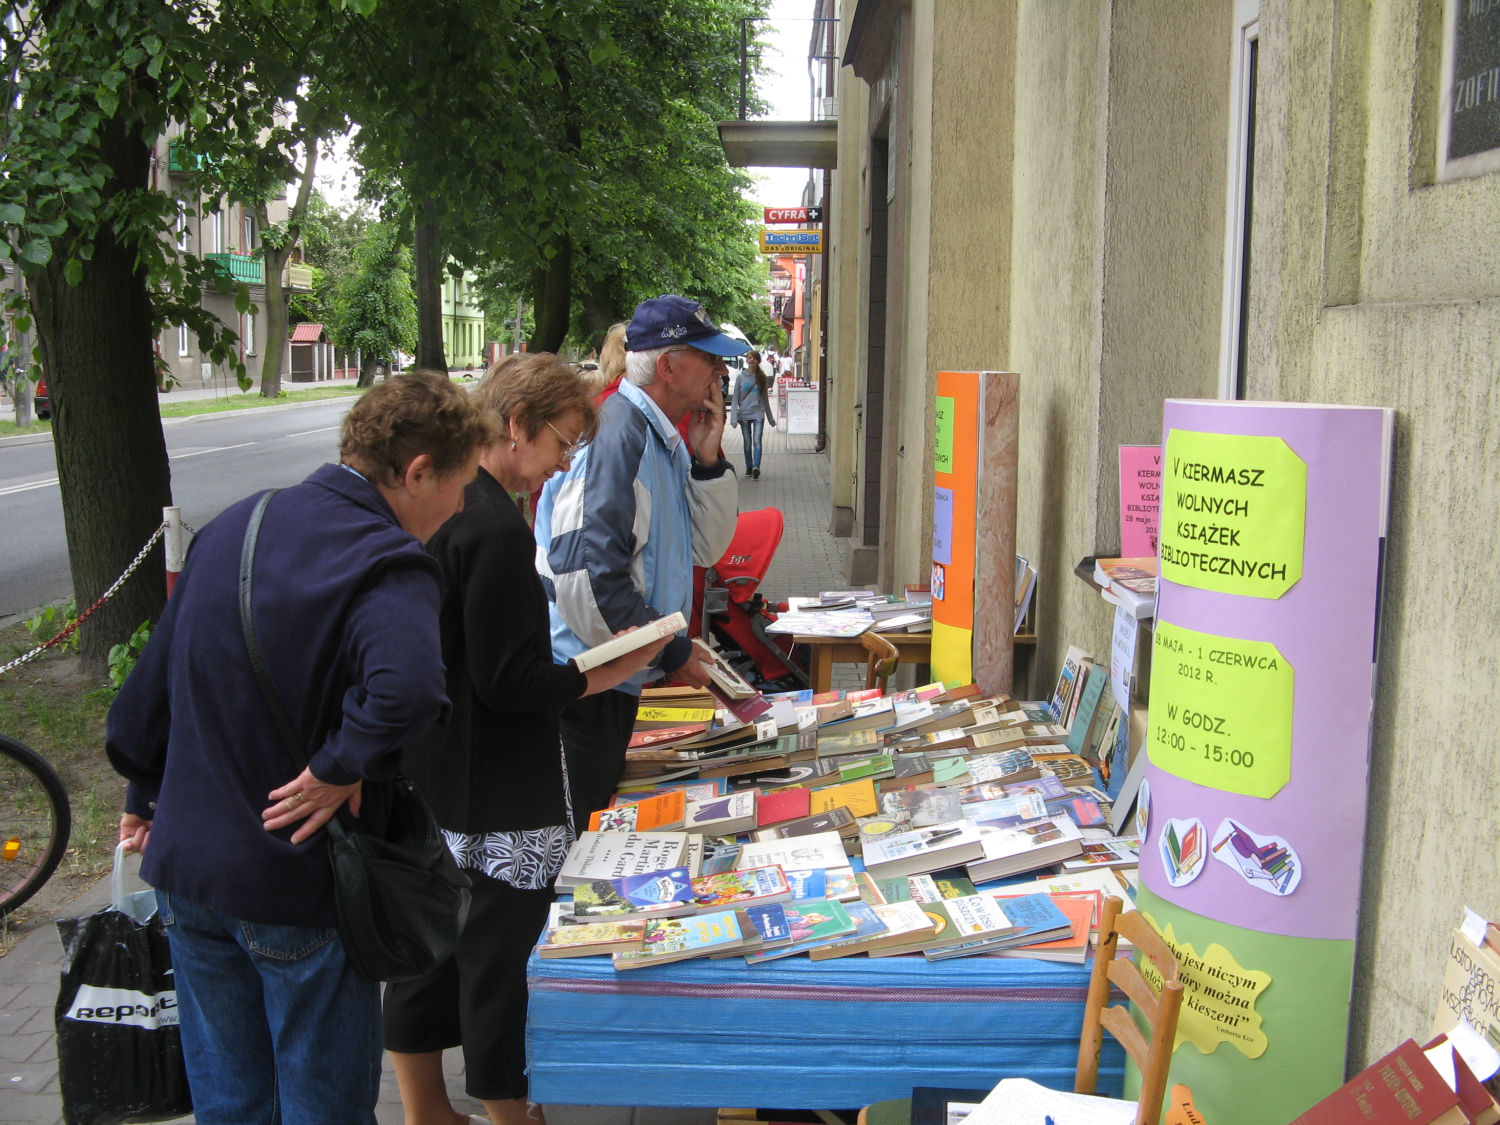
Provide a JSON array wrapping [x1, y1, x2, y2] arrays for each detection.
[[171, 442, 255, 460], [286, 426, 340, 438], [0, 478, 57, 497]]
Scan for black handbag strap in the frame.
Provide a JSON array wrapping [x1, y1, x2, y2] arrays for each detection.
[[238, 489, 350, 842]]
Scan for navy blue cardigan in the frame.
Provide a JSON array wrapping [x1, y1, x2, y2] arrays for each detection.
[[106, 464, 451, 926]]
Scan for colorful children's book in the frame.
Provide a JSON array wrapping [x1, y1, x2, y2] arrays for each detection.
[[570, 866, 696, 920], [808, 899, 938, 960], [689, 865, 792, 910], [611, 909, 748, 969]]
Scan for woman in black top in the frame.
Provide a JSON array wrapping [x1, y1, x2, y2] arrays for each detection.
[[384, 354, 668, 1125]]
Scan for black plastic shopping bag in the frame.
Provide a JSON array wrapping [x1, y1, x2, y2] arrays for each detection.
[[54, 844, 192, 1125]]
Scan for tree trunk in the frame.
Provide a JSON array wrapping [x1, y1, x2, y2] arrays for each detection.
[[413, 214, 446, 371], [357, 356, 381, 387], [529, 235, 572, 353], [28, 115, 170, 669], [258, 240, 291, 398], [257, 145, 317, 398]]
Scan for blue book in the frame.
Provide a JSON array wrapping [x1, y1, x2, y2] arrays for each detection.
[[783, 868, 827, 901], [570, 867, 694, 919], [743, 903, 793, 946]]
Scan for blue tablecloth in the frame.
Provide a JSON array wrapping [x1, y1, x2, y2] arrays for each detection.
[[526, 948, 1124, 1109]]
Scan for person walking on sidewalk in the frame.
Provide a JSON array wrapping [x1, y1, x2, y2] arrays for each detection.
[[534, 294, 743, 832], [105, 371, 488, 1125], [731, 349, 776, 479]]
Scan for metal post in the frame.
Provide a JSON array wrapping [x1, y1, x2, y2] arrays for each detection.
[[740, 19, 748, 120], [163, 506, 184, 596]]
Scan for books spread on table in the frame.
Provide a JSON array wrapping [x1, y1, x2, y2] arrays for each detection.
[[542, 646, 1149, 967], [571, 612, 686, 673]]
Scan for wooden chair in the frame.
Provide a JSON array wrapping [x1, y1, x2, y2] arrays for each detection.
[[856, 896, 1183, 1125], [1074, 895, 1184, 1125], [860, 630, 899, 691]]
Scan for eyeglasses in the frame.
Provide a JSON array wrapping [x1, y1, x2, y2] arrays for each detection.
[[545, 419, 587, 459]]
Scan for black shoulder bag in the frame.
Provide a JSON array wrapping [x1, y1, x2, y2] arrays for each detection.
[[238, 489, 470, 982]]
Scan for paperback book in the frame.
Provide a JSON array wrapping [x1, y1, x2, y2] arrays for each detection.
[[611, 909, 749, 970], [570, 866, 695, 920]]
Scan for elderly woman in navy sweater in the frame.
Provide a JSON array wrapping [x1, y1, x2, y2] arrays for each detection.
[[384, 353, 668, 1125], [106, 371, 487, 1125]]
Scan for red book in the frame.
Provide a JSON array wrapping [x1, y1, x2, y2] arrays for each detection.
[[1423, 1035, 1500, 1125], [1290, 1039, 1470, 1125], [756, 787, 811, 828]]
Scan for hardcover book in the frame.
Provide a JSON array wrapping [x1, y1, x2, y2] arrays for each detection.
[[1288, 1038, 1469, 1125]]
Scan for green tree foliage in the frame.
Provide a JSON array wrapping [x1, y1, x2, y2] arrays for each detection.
[[339, 0, 772, 354], [291, 192, 372, 332], [0, 0, 351, 663], [333, 220, 417, 385]]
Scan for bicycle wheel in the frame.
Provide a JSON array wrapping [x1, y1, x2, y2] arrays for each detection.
[[0, 733, 72, 917]]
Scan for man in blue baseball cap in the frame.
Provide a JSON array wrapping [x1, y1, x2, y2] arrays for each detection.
[[534, 295, 746, 829]]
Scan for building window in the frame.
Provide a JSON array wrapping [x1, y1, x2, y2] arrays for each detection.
[[207, 208, 222, 254], [176, 211, 188, 252], [242, 213, 255, 252], [177, 323, 190, 357], [242, 311, 255, 356], [1217, 0, 1259, 400]]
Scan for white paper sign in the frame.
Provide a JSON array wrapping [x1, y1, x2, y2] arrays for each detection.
[[1110, 606, 1138, 710]]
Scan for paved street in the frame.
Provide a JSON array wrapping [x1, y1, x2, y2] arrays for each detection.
[[0, 389, 856, 1125]]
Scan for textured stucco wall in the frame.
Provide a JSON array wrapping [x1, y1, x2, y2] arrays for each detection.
[[828, 0, 869, 520], [1251, 0, 1500, 1061], [1008, 0, 1113, 687]]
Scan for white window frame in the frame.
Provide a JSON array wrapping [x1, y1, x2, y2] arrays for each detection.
[[242, 212, 255, 253], [1217, 0, 1260, 400], [175, 210, 188, 252], [208, 208, 222, 254], [177, 323, 190, 357], [242, 310, 255, 356]]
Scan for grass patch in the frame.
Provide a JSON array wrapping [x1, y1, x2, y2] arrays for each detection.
[[157, 384, 363, 417], [0, 417, 52, 438]]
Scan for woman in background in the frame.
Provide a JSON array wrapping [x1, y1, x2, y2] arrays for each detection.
[[384, 354, 668, 1125], [731, 348, 776, 479]]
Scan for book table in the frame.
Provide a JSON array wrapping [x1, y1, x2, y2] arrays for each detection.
[[526, 946, 1122, 1109]]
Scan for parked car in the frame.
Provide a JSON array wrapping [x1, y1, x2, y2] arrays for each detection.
[[33, 376, 49, 419]]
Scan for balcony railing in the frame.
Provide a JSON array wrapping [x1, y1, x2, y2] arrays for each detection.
[[168, 140, 205, 174], [282, 263, 314, 290], [204, 251, 264, 285]]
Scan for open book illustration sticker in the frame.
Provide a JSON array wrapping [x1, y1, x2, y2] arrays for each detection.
[[1159, 815, 1207, 887], [1210, 818, 1302, 896], [1137, 777, 1152, 838]]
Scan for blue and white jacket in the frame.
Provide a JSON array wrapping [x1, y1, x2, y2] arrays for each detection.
[[535, 378, 738, 693]]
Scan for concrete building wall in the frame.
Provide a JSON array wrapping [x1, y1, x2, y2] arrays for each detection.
[[1248, 0, 1500, 1059], [828, 0, 1500, 1063]]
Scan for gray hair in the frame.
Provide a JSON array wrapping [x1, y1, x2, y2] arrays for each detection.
[[625, 344, 680, 387]]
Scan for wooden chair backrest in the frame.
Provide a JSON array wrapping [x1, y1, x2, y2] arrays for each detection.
[[859, 630, 900, 691], [1074, 896, 1184, 1125]]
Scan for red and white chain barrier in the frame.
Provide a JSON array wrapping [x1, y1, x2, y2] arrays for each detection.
[[0, 506, 194, 677]]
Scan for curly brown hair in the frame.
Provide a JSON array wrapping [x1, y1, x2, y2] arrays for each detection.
[[472, 353, 598, 444], [339, 370, 490, 486]]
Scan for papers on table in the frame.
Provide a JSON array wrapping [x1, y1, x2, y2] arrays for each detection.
[[964, 1077, 1138, 1124]]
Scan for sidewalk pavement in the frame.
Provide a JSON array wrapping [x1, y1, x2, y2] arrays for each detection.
[[0, 417, 852, 1125]]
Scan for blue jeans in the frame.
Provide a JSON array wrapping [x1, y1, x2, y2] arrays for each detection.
[[740, 418, 764, 472], [157, 889, 381, 1125]]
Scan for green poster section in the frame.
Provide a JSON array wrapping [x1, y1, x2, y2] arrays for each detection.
[[1133, 886, 1354, 1125]]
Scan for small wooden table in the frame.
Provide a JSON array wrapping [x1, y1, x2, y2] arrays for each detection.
[[793, 631, 1038, 693]]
